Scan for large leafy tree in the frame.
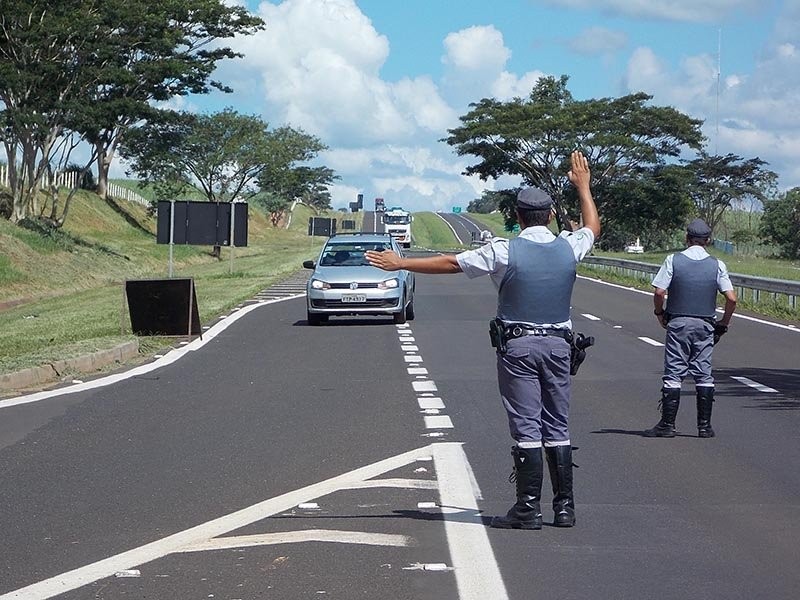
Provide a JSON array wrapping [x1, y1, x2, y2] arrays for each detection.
[[0, 0, 263, 225], [80, 0, 264, 199], [683, 152, 777, 232], [0, 1, 105, 223], [444, 75, 704, 241], [760, 187, 800, 259]]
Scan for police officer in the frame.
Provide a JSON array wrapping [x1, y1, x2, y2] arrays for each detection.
[[365, 150, 600, 530], [646, 218, 737, 438]]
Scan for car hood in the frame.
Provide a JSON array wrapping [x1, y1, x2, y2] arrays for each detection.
[[311, 265, 404, 283]]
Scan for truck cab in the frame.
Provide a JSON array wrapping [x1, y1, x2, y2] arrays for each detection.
[[382, 206, 412, 248]]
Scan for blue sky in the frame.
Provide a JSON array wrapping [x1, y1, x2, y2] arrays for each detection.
[[175, 0, 799, 212]]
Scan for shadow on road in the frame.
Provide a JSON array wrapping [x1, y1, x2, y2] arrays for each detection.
[[716, 367, 800, 411]]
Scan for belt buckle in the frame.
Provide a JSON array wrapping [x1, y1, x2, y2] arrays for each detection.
[[511, 325, 524, 337]]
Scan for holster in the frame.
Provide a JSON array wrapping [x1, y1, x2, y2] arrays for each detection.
[[569, 333, 595, 376], [489, 318, 507, 353]]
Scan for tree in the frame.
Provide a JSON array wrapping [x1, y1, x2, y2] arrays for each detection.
[[256, 194, 291, 227], [443, 75, 704, 240], [0, 0, 263, 226], [684, 152, 778, 232], [79, 0, 264, 199], [760, 187, 800, 259], [0, 1, 105, 224], [467, 190, 505, 213], [122, 109, 281, 204]]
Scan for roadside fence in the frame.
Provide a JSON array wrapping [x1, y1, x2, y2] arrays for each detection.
[[0, 164, 80, 190], [583, 256, 800, 310], [106, 182, 149, 206]]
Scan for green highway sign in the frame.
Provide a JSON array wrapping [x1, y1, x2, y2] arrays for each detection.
[[452, 206, 462, 213]]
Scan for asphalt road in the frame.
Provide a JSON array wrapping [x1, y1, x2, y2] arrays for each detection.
[[1, 263, 799, 600], [434, 213, 485, 247]]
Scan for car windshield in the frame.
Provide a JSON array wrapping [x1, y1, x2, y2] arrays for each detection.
[[319, 242, 389, 266]]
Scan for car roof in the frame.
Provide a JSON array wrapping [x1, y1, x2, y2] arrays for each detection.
[[326, 233, 393, 244]]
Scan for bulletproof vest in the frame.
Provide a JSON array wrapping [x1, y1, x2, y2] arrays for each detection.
[[666, 253, 719, 318], [497, 236, 576, 324]]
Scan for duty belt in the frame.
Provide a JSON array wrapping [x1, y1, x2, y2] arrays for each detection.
[[504, 324, 572, 342]]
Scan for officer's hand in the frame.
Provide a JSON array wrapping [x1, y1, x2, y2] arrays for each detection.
[[568, 150, 591, 190], [713, 321, 728, 343], [657, 314, 667, 329], [365, 249, 402, 271]]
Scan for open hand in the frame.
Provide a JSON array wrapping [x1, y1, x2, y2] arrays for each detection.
[[365, 249, 402, 271], [568, 150, 591, 190]]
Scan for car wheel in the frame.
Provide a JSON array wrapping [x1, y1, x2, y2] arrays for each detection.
[[393, 297, 407, 324], [308, 312, 326, 326], [405, 297, 415, 321]]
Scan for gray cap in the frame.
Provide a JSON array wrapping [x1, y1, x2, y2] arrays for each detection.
[[516, 187, 553, 210], [687, 218, 712, 238]]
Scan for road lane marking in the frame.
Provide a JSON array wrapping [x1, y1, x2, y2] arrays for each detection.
[[436, 213, 465, 245], [638, 336, 664, 347], [418, 397, 445, 410], [0, 444, 442, 600], [181, 530, 412, 552], [413, 381, 438, 392], [731, 376, 779, 393], [402, 345, 420, 351], [581, 313, 601, 321], [432, 443, 509, 600], [404, 355, 423, 363], [408, 367, 428, 375], [424, 416, 454, 429]]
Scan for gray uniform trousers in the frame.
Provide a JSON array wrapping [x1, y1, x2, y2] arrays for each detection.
[[496, 335, 572, 444], [663, 316, 715, 389]]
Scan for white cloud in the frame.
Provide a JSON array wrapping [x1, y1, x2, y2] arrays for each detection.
[[442, 25, 511, 72], [491, 70, 546, 100], [215, 0, 454, 146], [537, 0, 762, 23], [567, 26, 628, 56], [621, 6, 800, 190]]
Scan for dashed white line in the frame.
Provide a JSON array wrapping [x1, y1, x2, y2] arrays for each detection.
[[418, 397, 445, 410], [424, 415, 454, 429], [413, 381, 438, 393], [402, 345, 420, 352], [581, 313, 601, 321], [638, 336, 664, 347], [404, 355, 423, 363], [408, 367, 428, 375], [731, 376, 779, 393]]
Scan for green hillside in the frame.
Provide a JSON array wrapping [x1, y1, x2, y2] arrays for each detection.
[[0, 190, 332, 379]]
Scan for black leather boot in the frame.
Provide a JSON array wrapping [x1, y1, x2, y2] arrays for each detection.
[[696, 386, 715, 438], [545, 445, 576, 527], [644, 388, 681, 437], [490, 446, 543, 530]]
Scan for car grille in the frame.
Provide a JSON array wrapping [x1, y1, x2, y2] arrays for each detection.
[[311, 298, 399, 308], [328, 282, 380, 289]]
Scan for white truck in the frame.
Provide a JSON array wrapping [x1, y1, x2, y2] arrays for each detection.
[[382, 206, 412, 248]]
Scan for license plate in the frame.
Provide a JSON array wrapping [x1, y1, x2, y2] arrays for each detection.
[[341, 294, 366, 303]]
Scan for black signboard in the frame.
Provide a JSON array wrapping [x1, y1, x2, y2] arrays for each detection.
[[308, 217, 337, 237], [341, 219, 356, 230], [125, 278, 201, 337], [156, 201, 248, 246]]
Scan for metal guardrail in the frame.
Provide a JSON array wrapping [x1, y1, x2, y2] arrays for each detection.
[[582, 256, 800, 309]]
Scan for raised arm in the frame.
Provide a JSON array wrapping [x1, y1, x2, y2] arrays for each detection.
[[568, 150, 600, 238]]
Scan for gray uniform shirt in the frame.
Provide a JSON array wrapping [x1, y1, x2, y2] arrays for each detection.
[[456, 226, 595, 329], [652, 246, 734, 294]]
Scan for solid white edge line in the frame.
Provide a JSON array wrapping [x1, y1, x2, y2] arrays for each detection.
[[578, 274, 799, 333], [0, 294, 306, 410], [432, 443, 509, 600], [435, 212, 465, 246]]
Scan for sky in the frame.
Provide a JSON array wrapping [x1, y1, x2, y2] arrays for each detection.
[[168, 0, 800, 212]]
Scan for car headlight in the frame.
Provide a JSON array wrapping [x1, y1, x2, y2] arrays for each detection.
[[310, 279, 330, 290], [378, 278, 399, 289]]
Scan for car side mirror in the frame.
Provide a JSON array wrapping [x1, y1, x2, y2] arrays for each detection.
[[302, 260, 316, 269]]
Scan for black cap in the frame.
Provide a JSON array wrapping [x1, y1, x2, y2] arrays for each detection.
[[686, 218, 712, 238], [516, 187, 553, 210]]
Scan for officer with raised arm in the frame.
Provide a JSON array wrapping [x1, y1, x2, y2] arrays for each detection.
[[646, 218, 737, 438], [366, 151, 600, 530]]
